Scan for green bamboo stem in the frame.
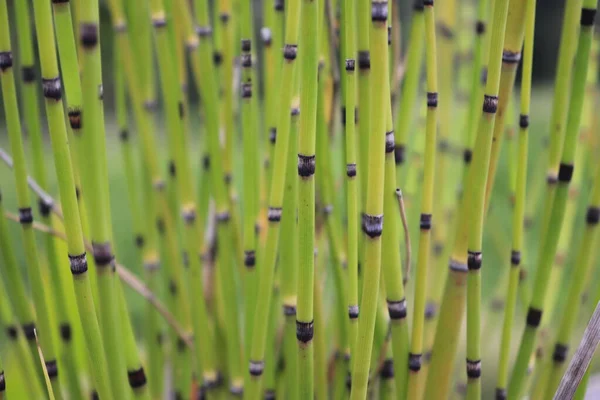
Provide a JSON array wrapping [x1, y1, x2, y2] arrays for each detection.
[[313, 259, 328, 400], [508, 1, 597, 395], [407, 0, 438, 396], [495, 0, 534, 397], [393, 1, 424, 180], [261, 0, 277, 190], [349, 0, 387, 396], [246, 0, 301, 393], [0, 3, 64, 396], [356, 0, 371, 203], [29, 0, 112, 395]]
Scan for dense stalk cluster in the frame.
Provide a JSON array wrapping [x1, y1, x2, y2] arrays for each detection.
[[1, 0, 600, 398]]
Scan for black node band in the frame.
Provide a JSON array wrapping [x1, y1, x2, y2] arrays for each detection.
[[135, 235, 144, 248], [241, 38, 251, 52], [45, 360, 58, 378], [495, 388, 507, 400], [128, 367, 148, 388], [38, 198, 52, 216], [362, 213, 384, 238], [264, 389, 276, 400], [274, 0, 284, 11], [387, 298, 407, 320], [196, 25, 213, 37], [464, 149, 473, 164], [22, 323, 36, 340], [413, 0, 424, 10], [283, 304, 297, 316], [385, 131, 395, 153], [480, 67, 488, 84], [424, 302, 437, 319], [526, 307, 542, 327], [268, 207, 282, 222], [269, 128, 277, 144], [348, 305, 359, 319], [408, 353, 422, 372], [296, 320, 314, 343], [69, 252, 88, 275], [6, 326, 17, 339], [553, 343, 568, 363], [427, 92, 438, 107], [249, 360, 265, 376], [558, 163, 574, 182], [230, 385, 243, 396], [241, 53, 252, 68], [371, 1, 388, 22], [511, 250, 521, 266], [346, 163, 357, 177], [475, 21, 486, 35], [213, 51, 223, 65], [345, 59, 355, 71], [283, 44, 298, 60], [483, 95, 498, 113], [80, 23, 99, 48], [18, 207, 33, 224], [244, 250, 256, 267], [358, 51, 370, 69], [241, 83, 252, 98], [466, 359, 481, 378], [298, 154, 316, 177], [587, 206, 600, 225], [381, 359, 394, 379], [581, 8, 597, 26], [0, 51, 13, 71], [22, 65, 35, 82], [42, 77, 62, 100], [152, 17, 167, 28], [519, 114, 529, 128], [502, 50, 521, 64], [60, 323, 72, 341], [420, 213, 432, 230], [216, 211, 230, 223], [92, 241, 114, 267], [467, 251, 482, 271], [423, 0, 433, 5], [395, 144, 405, 165], [290, 107, 300, 116]]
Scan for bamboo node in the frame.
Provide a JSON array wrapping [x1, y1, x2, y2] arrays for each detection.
[[587, 206, 600, 225], [41, 77, 62, 100], [408, 353, 422, 371], [581, 8, 597, 26], [21, 66, 35, 82], [0, 51, 12, 71], [526, 307, 543, 327], [387, 298, 407, 320], [127, 367, 147, 389], [18, 207, 33, 224], [296, 320, 314, 343], [68, 253, 88, 275], [362, 213, 383, 238], [552, 343, 569, 363], [348, 305, 359, 319], [249, 360, 265, 376], [385, 130, 395, 153], [467, 250, 482, 270], [79, 23, 99, 48], [466, 358, 481, 378], [45, 360, 58, 378]]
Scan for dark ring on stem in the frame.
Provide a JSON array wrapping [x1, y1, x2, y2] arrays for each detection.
[[144, 99, 157, 111], [196, 25, 213, 37], [581, 8, 597, 26], [510, 250, 521, 266], [241, 39, 252, 52], [249, 360, 265, 376], [229, 385, 243, 396], [22, 66, 35, 82], [475, 21, 486, 34], [526, 307, 542, 327], [80, 23, 99, 48], [395, 144, 405, 165], [519, 114, 529, 128], [69, 253, 88, 275], [424, 302, 437, 320], [244, 250, 256, 267], [60, 323, 72, 341], [323, 205, 333, 215], [553, 343, 568, 363], [283, 304, 297, 316], [51, 0, 70, 3], [156, 218, 166, 234], [283, 44, 297, 60], [385, 131, 395, 153], [480, 67, 488, 84], [298, 154, 316, 177], [202, 155, 210, 170], [261, 27, 272, 45], [0, 371, 5, 392], [466, 359, 481, 378], [483, 95, 498, 113], [268, 207, 282, 222], [290, 107, 300, 116], [92, 242, 114, 268], [449, 258, 468, 272], [241, 53, 252, 68], [0, 51, 13, 71], [264, 389, 276, 400], [22, 323, 36, 340], [463, 149, 473, 164], [269, 128, 277, 144], [558, 163, 574, 182], [546, 174, 558, 184], [182, 208, 197, 225], [128, 367, 147, 388], [135, 235, 144, 248], [169, 280, 177, 295], [381, 359, 394, 379], [502, 50, 521, 64], [423, 0, 433, 6], [18, 207, 33, 224], [438, 23, 454, 38], [216, 211, 230, 223], [6, 326, 17, 339], [371, 1, 388, 22], [587, 206, 600, 225], [413, 0, 424, 11], [296, 320, 314, 343], [42, 77, 62, 100], [495, 388, 507, 400], [45, 360, 58, 378], [348, 305, 359, 319], [274, 0, 284, 11], [91, 390, 99, 400], [438, 139, 450, 152], [420, 213, 432, 230], [362, 213, 383, 238], [345, 59, 355, 71], [38, 198, 53, 216], [152, 17, 167, 28], [427, 92, 438, 108], [346, 163, 357, 177], [213, 51, 223, 65], [408, 353, 422, 371], [388, 26, 392, 45], [241, 83, 252, 98], [467, 251, 482, 271], [358, 51, 370, 69], [387, 298, 407, 320], [220, 12, 230, 23], [178, 102, 185, 118], [68, 109, 82, 129]]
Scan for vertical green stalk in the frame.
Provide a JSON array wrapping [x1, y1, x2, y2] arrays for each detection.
[[0, 2, 63, 397], [508, 1, 597, 395], [495, 0, 534, 398], [357, 0, 371, 201], [407, 0, 437, 396], [349, 0, 387, 397], [29, 0, 112, 396], [246, 0, 301, 394]]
